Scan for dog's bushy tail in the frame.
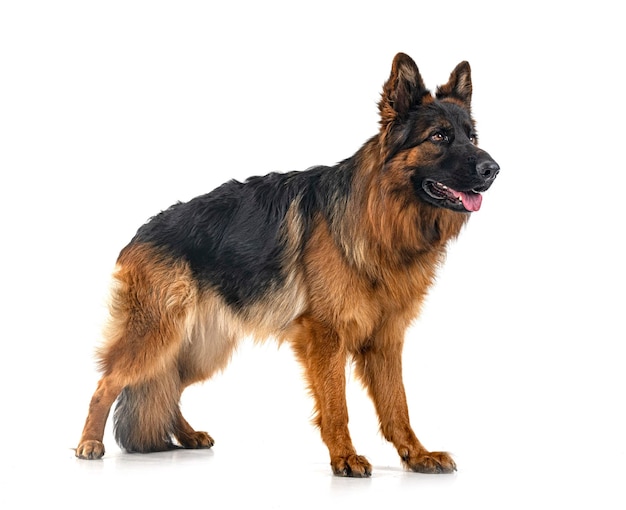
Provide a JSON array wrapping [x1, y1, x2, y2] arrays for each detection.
[[113, 374, 181, 453]]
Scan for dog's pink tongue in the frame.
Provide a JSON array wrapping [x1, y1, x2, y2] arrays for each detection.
[[452, 190, 482, 212]]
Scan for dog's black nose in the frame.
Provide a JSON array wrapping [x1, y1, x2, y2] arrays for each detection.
[[477, 160, 500, 180]]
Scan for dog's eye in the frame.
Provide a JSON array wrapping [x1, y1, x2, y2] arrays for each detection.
[[469, 134, 478, 145], [430, 132, 449, 143]]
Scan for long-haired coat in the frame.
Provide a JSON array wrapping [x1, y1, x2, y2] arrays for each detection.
[[76, 53, 499, 477]]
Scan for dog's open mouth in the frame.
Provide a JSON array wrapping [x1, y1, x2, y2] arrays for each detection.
[[423, 179, 483, 212]]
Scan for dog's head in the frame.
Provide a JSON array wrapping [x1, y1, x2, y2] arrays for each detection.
[[378, 53, 499, 213]]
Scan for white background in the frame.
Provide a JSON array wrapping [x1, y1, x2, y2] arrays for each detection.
[[1, 1, 624, 508]]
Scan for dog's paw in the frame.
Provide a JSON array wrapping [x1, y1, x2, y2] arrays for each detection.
[[178, 431, 215, 449], [75, 440, 105, 460], [403, 450, 456, 474], [331, 454, 372, 478]]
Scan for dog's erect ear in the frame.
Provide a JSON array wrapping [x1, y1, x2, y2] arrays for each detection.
[[379, 53, 429, 125], [436, 61, 472, 109]]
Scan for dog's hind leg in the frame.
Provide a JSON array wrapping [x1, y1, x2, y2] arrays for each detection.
[[113, 364, 215, 453], [75, 244, 196, 459], [171, 403, 215, 449], [75, 375, 125, 459]]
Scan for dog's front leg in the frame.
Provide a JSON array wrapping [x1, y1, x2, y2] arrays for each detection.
[[354, 328, 456, 474], [291, 316, 372, 477]]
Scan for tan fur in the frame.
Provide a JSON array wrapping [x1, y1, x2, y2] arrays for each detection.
[[285, 162, 464, 474], [76, 54, 489, 476], [76, 188, 461, 470]]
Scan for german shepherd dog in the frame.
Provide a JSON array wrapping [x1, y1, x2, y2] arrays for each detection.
[[76, 53, 499, 477]]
